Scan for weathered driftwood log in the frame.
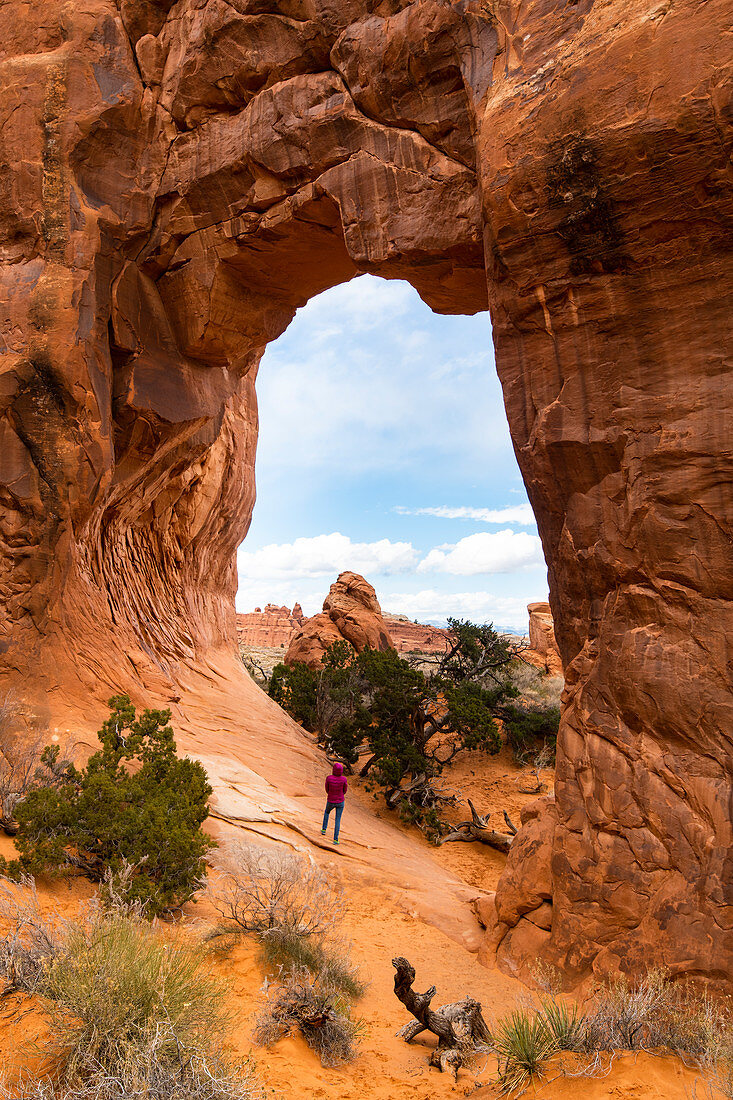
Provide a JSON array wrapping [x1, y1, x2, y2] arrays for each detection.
[[436, 800, 515, 852], [392, 957, 491, 1077]]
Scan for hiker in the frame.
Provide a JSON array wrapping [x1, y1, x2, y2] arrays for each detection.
[[321, 761, 347, 844]]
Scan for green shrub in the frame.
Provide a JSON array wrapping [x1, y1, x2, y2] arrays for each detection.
[[504, 705, 560, 765], [268, 662, 317, 729], [4, 696, 214, 916]]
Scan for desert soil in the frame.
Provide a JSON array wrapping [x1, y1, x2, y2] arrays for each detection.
[[0, 741, 723, 1100]]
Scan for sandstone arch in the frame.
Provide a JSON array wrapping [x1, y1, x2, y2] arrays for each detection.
[[0, 0, 731, 986]]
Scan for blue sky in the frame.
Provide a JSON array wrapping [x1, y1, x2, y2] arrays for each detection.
[[235, 275, 549, 632]]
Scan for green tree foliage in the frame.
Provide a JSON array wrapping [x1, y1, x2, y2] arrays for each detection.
[[269, 661, 317, 729], [504, 704, 561, 765], [268, 620, 559, 833], [1, 696, 214, 915]]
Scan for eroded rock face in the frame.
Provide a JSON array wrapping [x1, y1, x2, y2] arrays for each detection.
[[286, 572, 394, 667], [526, 603, 563, 677], [0, 0, 731, 986], [237, 605, 304, 649], [383, 616, 450, 655]]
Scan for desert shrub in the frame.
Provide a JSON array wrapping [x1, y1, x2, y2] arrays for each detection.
[[210, 845, 338, 938], [4, 696, 214, 916], [43, 913, 227, 1077], [702, 1040, 733, 1100], [3, 1026, 263, 1100], [492, 1008, 556, 1095], [254, 966, 362, 1067], [0, 885, 264, 1100], [209, 845, 364, 1000], [258, 926, 365, 1001], [505, 661, 563, 707], [0, 876, 65, 995], [582, 970, 730, 1057], [490, 972, 733, 1095]]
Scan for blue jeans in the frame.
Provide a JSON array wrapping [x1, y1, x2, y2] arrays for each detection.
[[322, 801, 344, 841]]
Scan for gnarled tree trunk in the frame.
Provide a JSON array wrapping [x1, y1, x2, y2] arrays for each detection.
[[392, 956, 492, 1077]]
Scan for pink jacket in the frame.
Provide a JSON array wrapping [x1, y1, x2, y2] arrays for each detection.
[[325, 762, 348, 804]]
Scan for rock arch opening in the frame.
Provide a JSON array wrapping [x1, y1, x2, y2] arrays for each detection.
[[0, 0, 730, 989], [237, 273, 545, 637]]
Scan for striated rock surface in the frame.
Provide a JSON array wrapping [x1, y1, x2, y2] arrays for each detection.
[[286, 572, 394, 668], [525, 603, 563, 677], [237, 604, 304, 649], [0, 0, 731, 987]]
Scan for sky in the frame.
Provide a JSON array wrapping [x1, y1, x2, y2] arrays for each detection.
[[234, 275, 549, 633]]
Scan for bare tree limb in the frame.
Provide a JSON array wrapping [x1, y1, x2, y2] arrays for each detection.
[[392, 957, 491, 1078], [436, 802, 515, 852]]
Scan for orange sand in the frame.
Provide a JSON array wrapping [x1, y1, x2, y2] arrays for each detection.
[[1, 658, 723, 1098], [1, 870, 721, 1100]]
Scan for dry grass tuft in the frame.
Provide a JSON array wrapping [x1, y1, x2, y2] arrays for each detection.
[[0, 882, 264, 1100], [254, 966, 363, 1067]]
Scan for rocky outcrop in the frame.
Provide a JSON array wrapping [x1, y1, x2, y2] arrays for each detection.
[[236, 605, 304, 649], [0, 0, 731, 987], [525, 603, 563, 677], [286, 573, 393, 668], [383, 616, 450, 655]]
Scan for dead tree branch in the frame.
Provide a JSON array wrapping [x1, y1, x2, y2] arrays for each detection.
[[392, 957, 491, 1077], [436, 800, 515, 853]]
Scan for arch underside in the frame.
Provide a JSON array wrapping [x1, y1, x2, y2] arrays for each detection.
[[0, 0, 731, 985]]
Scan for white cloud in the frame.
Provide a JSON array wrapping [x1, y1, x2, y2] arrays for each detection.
[[297, 276, 415, 338], [395, 503, 536, 525], [256, 275, 509, 479], [382, 590, 537, 631], [418, 530, 544, 575], [237, 532, 418, 581]]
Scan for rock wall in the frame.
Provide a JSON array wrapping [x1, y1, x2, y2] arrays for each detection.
[[0, 0, 731, 985], [237, 605, 304, 649], [286, 572, 394, 667], [383, 616, 450, 655]]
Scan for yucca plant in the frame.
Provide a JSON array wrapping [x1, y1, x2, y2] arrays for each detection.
[[493, 1008, 556, 1095], [538, 996, 587, 1051]]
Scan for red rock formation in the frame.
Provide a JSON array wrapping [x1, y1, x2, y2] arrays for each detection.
[[236, 605, 304, 649], [238, 603, 447, 655], [286, 572, 394, 668], [0, 0, 731, 987], [383, 616, 450, 655], [525, 603, 563, 677]]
